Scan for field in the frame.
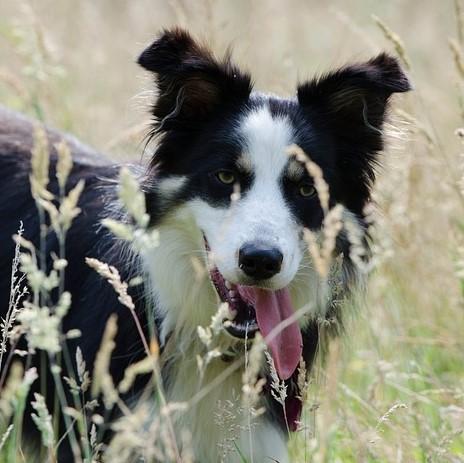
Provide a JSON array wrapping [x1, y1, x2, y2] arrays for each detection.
[[0, 1, 464, 462]]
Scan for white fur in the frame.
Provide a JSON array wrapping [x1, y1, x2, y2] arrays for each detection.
[[161, 354, 288, 463], [137, 105, 332, 461], [143, 206, 215, 345]]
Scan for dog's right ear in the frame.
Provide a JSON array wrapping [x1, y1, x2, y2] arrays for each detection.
[[138, 28, 252, 131]]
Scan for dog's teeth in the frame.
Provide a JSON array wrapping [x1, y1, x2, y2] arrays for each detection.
[[229, 290, 236, 297]]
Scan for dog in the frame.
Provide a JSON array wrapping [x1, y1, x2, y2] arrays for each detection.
[[0, 28, 410, 462]]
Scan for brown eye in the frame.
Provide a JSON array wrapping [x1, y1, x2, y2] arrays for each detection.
[[299, 183, 316, 198], [216, 170, 236, 185]]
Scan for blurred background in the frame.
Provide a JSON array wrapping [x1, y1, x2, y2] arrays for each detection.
[[1, 1, 463, 461]]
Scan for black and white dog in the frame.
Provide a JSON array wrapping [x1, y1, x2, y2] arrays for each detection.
[[0, 28, 410, 462]]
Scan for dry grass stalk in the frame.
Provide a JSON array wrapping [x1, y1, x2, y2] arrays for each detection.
[[374, 402, 408, 434], [265, 353, 287, 407], [31, 392, 55, 450], [91, 314, 118, 408], [86, 256, 153, 364], [0, 223, 28, 368], [30, 125, 53, 202], [449, 38, 464, 80], [74, 347, 90, 395], [296, 358, 309, 403], [118, 167, 149, 229], [17, 302, 62, 354], [118, 356, 155, 394], [286, 144, 329, 214], [0, 363, 25, 421], [86, 258, 181, 461], [343, 213, 370, 273], [54, 140, 72, 192], [303, 205, 344, 278], [455, 0, 464, 45], [372, 15, 411, 69], [196, 302, 229, 379], [0, 425, 14, 452], [242, 333, 266, 414], [85, 258, 134, 312], [102, 167, 159, 252]]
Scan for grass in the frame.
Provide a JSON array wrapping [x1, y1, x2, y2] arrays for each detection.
[[0, 1, 463, 462]]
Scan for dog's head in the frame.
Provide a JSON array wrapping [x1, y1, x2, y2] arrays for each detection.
[[138, 28, 410, 379]]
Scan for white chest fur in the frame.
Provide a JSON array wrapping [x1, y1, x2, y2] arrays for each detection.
[[164, 355, 289, 463]]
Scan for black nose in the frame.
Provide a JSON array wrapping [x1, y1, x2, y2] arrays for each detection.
[[238, 243, 283, 280]]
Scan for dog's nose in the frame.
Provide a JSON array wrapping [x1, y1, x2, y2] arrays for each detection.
[[238, 243, 283, 280]]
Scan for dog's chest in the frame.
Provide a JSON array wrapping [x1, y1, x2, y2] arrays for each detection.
[[165, 357, 289, 463]]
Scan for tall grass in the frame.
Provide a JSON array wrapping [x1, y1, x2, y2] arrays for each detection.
[[0, 1, 463, 462]]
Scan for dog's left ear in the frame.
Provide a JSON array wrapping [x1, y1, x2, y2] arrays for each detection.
[[297, 53, 411, 214], [138, 28, 252, 131]]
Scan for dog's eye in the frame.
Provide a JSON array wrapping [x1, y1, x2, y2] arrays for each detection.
[[216, 170, 236, 185], [299, 183, 316, 198]]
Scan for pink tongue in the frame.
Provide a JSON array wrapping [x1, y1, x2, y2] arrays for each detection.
[[237, 286, 302, 380]]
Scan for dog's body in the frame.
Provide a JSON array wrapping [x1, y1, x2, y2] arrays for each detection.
[[0, 29, 410, 462]]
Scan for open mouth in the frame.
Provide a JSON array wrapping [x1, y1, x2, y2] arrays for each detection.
[[205, 239, 303, 381], [210, 268, 259, 339]]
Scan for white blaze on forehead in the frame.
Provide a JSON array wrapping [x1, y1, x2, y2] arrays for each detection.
[[239, 106, 294, 179]]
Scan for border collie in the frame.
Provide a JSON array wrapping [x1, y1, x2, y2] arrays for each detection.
[[0, 28, 410, 462]]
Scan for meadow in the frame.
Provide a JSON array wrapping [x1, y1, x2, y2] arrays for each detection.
[[0, 1, 463, 461]]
